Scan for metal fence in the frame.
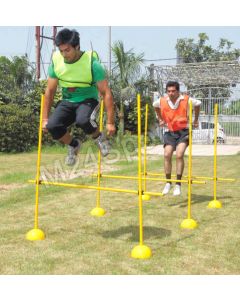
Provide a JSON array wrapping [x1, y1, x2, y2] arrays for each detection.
[[194, 97, 240, 145]]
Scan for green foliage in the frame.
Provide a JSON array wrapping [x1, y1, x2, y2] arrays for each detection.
[[25, 80, 62, 114], [176, 33, 240, 64], [0, 104, 39, 152], [0, 55, 35, 105], [110, 40, 146, 134], [124, 96, 156, 133]]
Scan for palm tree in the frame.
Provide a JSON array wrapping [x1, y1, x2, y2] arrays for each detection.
[[111, 41, 144, 134]]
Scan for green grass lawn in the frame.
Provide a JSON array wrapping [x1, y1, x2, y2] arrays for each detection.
[[0, 145, 239, 274]]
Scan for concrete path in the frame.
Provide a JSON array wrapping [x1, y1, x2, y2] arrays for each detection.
[[145, 144, 240, 156]]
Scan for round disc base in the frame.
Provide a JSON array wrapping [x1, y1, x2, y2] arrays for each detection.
[[131, 244, 152, 259], [26, 228, 45, 241], [180, 218, 198, 230], [90, 207, 106, 217], [207, 200, 222, 209]]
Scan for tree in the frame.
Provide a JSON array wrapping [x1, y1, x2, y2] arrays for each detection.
[[0, 55, 35, 105], [176, 33, 240, 64], [175, 33, 240, 109], [111, 41, 144, 134]]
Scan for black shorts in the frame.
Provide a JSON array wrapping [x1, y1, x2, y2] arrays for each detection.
[[47, 98, 99, 140], [163, 128, 189, 150]]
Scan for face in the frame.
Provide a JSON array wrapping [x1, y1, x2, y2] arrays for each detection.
[[59, 44, 80, 63], [166, 86, 179, 101]]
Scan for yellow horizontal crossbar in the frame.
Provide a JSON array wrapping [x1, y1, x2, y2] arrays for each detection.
[[145, 172, 235, 182], [91, 174, 206, 184], [28, 180, 138, 195]]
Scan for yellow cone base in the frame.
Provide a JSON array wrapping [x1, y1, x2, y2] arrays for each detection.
[[207, 200, 222, 209], [26, 228, 45, 241], [90, 207, 106, 217], [131, 244, 152, 259], [142, 194, 151, 201], [180, 218, 198, 230]]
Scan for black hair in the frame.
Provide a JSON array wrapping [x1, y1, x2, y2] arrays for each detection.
[[166, 81, 180, 91], [55, 28, 80, 47]]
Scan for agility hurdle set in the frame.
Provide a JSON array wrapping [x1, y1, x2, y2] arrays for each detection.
[[26, 94, 236, 259]]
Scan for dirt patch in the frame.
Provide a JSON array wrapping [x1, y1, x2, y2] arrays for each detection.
[[144, 144, 240, 156], [40, 163, 120, 181], [0, 184, 28, 192]]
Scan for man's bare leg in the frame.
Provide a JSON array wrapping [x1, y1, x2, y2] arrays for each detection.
[[59, 131, 72, 145], [175, 142, 188, 179], [164, 144, 174, 179], [162, 145, 174, 195]]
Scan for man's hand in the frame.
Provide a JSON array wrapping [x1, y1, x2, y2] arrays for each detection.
[[106, 123, 116, 136], [42, 119, 48, 133], [193, 119, 199, 128], [159, 119, 166, 127]]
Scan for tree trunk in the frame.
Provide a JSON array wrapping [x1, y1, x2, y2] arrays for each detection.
[[118, 99, 125, 135]]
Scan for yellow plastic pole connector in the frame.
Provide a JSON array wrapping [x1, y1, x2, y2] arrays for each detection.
[[91, 99, 106, 217], [142, 194, 151, 201], [131, 94, 152, 259], [207, 103, 222, 209], [180, 101, 198, 230], [26, 95, 46, 241]]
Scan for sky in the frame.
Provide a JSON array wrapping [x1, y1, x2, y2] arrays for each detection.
[[1, 26, 240, 79]]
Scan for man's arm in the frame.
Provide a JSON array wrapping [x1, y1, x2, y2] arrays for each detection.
[[190, 97, 201, 128], [42, 77, 58, 132], [97, 79, 115, 136], [193, 105, 200, 128], [153, 99, 166, 127]]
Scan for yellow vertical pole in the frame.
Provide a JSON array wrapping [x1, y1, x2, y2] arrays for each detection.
[[180, 100, 198, 229], [34, 94, 44, 228], [207, 103, 222, 208], [138, 94, 144, 245], [142, 104, 150, 201], [213, 103, 218, 201], [131, 94, 152, 258], [90, 99, 106, 216], [187, 100, 193, 220], [97, 100, 104, 206], [26, 95, 45, 240]]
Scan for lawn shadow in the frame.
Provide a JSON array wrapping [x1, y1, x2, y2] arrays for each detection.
[[168, 193, 232, 208], [99, 225, 171, 242]]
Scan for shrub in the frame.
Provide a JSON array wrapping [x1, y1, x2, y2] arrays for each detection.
[[0, 104, 39, 152]]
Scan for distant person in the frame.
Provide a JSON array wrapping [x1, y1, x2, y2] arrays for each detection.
[[153, 81, 201, 196], [42, 28, 115, 165]]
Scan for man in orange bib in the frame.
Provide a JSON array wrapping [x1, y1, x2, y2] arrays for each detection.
[[153, 81, 201, 196]]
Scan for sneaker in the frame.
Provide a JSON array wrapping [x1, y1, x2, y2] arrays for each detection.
[[95, 133, 110, 157], [162, 183, 172, 195], [65, 139, 81, 166], [173, 184, 181, 196]]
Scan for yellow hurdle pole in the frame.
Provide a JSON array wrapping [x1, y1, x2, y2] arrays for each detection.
[[96, 99, 104, 208], [28, 180, 138, 194], [145, 172, 235, 182], [187, 101, 193, 219], [213, 103, 218, 201], [29, 178, 163, 196], [143, 104, 149, 194], [137, 94, 144, 246], [34, 94, 44, 229], [91, 174, 205, 184]]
